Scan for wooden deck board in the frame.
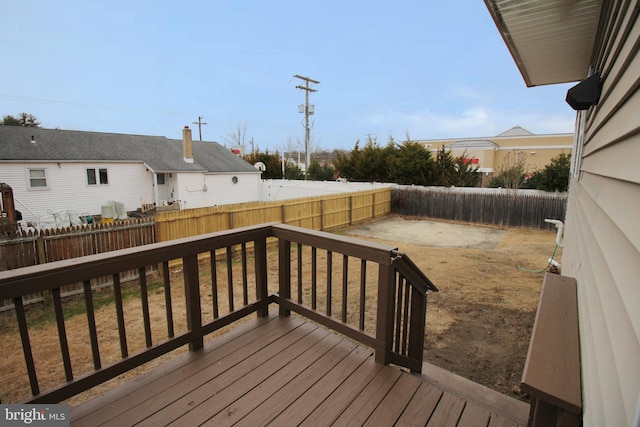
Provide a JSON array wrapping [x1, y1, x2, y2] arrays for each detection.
[[427, 392, 467, 426], [71, 314, 302, 426], [267, 345, 372, 426], [332, 363, 403, 425], [221, 338, 359, 426], [105, 316, 315, 427], [70, 312, 529, 427], [395, 381, 444, 426], [145, 323, 330, 426], [457, 403, 491, 427], [299, 356, 384, 426], [191, 333, 352, 426], [363, 373, 423, 426]]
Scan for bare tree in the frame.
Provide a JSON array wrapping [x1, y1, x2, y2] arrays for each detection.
[[490, 149, 529, 190], [2, 112, 41, 127], [282, 137, 300, 161], [222, 121, 248, 150]]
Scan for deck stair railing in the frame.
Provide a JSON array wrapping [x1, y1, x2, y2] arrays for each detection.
[[0, 223, 437, 404]]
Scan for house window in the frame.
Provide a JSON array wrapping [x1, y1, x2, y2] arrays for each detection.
[[28, 168, 48, 189], [157, 173, 166, 185], [87, 168, 109, 185]]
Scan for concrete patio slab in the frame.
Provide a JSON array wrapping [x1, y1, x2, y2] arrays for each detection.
[[347, 216, 506, 250]]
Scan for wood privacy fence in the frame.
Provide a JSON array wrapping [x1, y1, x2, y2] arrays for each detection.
[[391, 186, 568, 229], [155, 188, 392, 242], [0, 189, 390, 310], [0, 218, 156, 310]]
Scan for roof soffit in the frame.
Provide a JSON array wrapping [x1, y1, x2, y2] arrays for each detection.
[[484, 0, 603, 87]]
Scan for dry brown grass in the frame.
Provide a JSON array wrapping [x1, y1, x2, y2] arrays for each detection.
[[348, 221, 560, 399], [0, 217, 559, 405]]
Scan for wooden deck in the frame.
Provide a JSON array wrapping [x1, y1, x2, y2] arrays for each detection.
[[70, 312, 529, 427]]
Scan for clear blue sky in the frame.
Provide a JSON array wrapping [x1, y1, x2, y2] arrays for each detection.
[[0, 1, 576, 151]]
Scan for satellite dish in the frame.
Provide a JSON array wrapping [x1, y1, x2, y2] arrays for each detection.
[[254, 162, 266, 172]]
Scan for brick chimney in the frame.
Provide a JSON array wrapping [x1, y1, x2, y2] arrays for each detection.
[[182, 126, 194, 163]]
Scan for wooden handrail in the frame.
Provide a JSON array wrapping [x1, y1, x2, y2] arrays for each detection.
[[387, 252, 439, 372], [0, 222, 436, 403], [0, 224, 274, 300], [271, 223, 397, 264], [391, 251, 439, 295]]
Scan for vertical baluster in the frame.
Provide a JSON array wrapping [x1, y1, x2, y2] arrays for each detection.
[[311, 247, 317, 310], [326, 250, 333, 316], [226, 246, 234, 312], [402, 280, 411, 354], [394, 275, 404, 353], [241, 242, 248, 305], [112, 273, 128, 357], [52, 287, 73, 380], [14, 296, 39, 396], [297, 244, 303, 304], [139, 267, 152, 348], [255, 237, 269, 317], [359, 260, 367, 330], [210, 251, 219, 319], [342, 254, 348, 322], [278, 239, 291, 317], [83, 280, 101, 369], [162, 262, 174, 338]]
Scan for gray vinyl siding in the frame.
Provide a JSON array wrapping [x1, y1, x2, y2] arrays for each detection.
[[562, 3, 640, 426]]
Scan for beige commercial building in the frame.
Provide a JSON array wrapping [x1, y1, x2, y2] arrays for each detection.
[[419, 126, 573, 184]]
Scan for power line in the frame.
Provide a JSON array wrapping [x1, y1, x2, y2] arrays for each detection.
[[0, 94, 192, 117], [192, 116, 208, 141], [293, 74, 320, 177]]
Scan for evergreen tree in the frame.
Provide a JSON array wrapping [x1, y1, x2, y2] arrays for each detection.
[[334, 140, 360, 180], [353, 136, 392, 182], [529, 153, 571, 192], [434, 148, 457, 186], [307, 159, 335, 181], [284, 161, 305, 180], [389, 138, 434, 185], [1, 112, 41, 127], [243, 150, 283, 179], [452, 154, 481, 187], [432, 148, 479, 187]]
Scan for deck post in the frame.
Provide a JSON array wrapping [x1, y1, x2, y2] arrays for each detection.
[[278, 239, 292, 316], [375, 262, 395, 365], [254, 237, 269, 317], [407, 288, 427, 371], [183, 254, 203, 351]]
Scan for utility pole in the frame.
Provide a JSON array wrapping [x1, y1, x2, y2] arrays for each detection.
[[294, 74, 319, 177], [192, 116, 208, 141]]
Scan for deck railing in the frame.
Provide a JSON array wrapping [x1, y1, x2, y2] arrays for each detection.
[[0, 223, 437, 404]]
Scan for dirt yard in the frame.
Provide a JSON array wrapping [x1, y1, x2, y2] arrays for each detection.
[[345, 215, 561, 401], [0, 215, 560, 405]]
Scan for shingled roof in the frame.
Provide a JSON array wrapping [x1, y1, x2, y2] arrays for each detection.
[[0, 126, 259, 174]]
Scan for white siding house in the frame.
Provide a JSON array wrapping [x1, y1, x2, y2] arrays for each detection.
[[173, 171, 261, 210], [1, 161, 152, 224], [485, 1, 640, 425], [0, 126, 262, 225]]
